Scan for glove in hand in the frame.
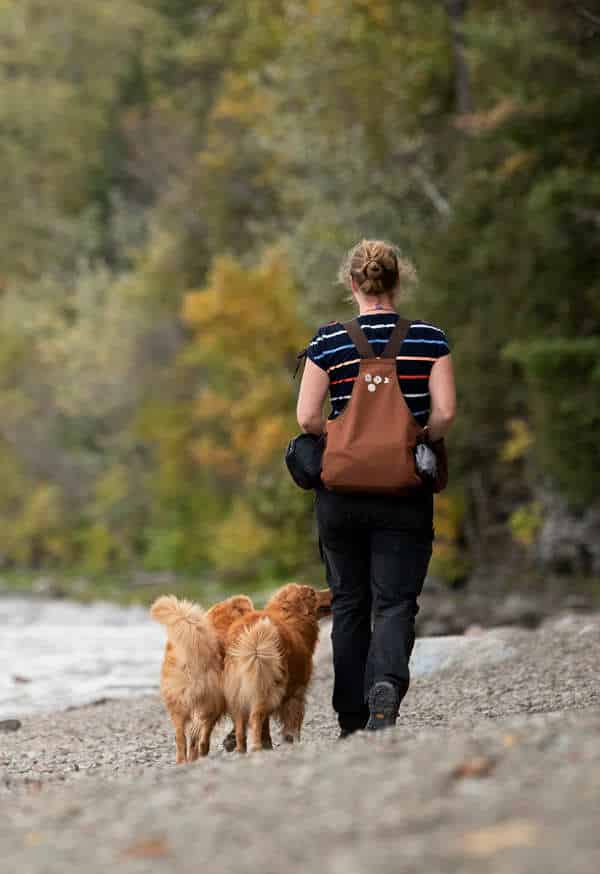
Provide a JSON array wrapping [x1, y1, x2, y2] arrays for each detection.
[[415, 443, 437, 479]]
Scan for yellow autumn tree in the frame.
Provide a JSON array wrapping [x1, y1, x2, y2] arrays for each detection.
[[181, 247, 317, 579]]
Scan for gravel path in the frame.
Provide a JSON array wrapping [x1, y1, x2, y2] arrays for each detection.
[[1, 612, 599, 873]]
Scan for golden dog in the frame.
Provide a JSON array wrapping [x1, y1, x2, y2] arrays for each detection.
[[150, 594, 253, 763], [223, 584, 329, 753]]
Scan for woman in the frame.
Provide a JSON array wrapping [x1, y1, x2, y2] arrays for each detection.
[[297, 240, 455, 737]]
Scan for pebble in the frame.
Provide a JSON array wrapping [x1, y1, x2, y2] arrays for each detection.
[[0, 615, 599, 874]]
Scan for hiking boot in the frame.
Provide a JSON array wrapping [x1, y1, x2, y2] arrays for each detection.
[[338, 727, 360, 740], [366, 681, 399, 731]]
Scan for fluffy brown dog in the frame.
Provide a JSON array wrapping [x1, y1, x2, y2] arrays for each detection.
[[223, 584, 328, 753], [150, 594, 253, 763]]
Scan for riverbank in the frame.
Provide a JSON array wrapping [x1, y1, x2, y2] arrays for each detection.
[[2, 565, 599, 635], [417, 568, 600, 635], [2, 613, 599, 872], [0, 569, 274, 608]]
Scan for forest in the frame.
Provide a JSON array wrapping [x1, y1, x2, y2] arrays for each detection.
[[0, 0, 598, 596]]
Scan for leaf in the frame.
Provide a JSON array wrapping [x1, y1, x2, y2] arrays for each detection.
[[460, 820, 540, 857], [120, 836, 170, 860], [500, 418, 534, 463], [451, 755, 496, 780]]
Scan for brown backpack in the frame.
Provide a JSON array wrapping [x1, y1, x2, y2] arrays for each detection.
[[321, 318, 447, 495]]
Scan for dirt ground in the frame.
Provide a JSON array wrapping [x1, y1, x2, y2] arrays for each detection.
[[1, 612, 599, 873]]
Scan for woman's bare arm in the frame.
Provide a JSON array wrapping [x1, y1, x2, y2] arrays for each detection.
[[427, 354, 456, 442], [296, 358, 330, 435]]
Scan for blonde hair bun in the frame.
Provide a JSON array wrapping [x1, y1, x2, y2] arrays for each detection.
[[338, 239, 417, 297], [365, 260, 383, 278]]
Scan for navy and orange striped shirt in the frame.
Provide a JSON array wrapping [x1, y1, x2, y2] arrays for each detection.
[[306, 314, 450, 424]]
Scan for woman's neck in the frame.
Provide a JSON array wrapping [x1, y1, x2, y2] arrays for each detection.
[[358, 298, 396, 315]]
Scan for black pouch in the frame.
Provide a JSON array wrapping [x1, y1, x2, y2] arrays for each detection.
[[285, 433, 324, 490]]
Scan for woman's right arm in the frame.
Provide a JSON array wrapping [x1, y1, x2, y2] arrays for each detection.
[[427, 354, 456, 442], [297, 358, 330, 436]]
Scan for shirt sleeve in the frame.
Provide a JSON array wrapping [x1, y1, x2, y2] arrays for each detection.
[[305, 325, 330, 372], [434, 328, 451, 359]]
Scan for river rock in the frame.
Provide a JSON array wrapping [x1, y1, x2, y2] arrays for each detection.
[[494, 594, 543, 628], [537, 491, 600, 575]]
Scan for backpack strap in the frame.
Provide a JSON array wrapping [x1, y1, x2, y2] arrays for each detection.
[[381, 318, 412, 359], [293, 348, 307, 379], [343, 319, 374, 358]]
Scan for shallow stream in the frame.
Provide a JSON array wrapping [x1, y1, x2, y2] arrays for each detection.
[[0, 597, 163, 719]]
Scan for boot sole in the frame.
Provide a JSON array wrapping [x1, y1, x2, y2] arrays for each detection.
[[366, 682, 399, 731]]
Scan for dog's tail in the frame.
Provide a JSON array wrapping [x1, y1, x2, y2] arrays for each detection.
[[225, 617, 287, 712], [150, 595, 217, 670]]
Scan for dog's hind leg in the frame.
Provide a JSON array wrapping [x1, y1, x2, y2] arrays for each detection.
[[187, 717, 202, 761], [261, 718, 273, 750], [234, 713, 248, 753], [197, 715, 219, 758], [188, 729, 198, 762], [171, 712, 187, 764], [248, 708, 268, 753], [279, 689, 305, 744]]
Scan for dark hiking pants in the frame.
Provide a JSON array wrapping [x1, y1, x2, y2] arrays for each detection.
[[316, 487, 433, 733]]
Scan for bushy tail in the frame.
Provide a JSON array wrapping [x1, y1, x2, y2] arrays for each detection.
[[225, 617, 287, 713], [150, 595, 217, 671]]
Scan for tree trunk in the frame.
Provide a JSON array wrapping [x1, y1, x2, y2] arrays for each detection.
[[444, 0, 472, 114]]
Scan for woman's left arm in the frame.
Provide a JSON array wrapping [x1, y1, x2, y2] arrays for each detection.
[[297, 358, 330, 435], [427, 353, 456, 442]]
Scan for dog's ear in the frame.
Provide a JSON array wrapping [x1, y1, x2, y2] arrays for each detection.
[[316, 588, 332, 619], [271, 583, 317, 617], [230, 595, 254, 616], [288, 585, 316, 617], [302, 585, 319, 617]]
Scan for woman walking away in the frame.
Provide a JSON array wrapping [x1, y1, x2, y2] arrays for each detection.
[[296, 240, 455, 738]]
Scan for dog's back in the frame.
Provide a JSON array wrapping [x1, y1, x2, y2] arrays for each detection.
[[150, 595, 224, 725], [207, 594, 254, 648], [224, 614, 287, 716]]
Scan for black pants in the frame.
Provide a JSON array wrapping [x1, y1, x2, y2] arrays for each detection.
[[316, 487, 433, 732]]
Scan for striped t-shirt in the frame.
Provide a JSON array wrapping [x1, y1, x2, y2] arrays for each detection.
[[306, 314, 450, 424]]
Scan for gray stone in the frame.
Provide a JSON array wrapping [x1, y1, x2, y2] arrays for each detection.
[[494, 593, 543, 628], [537, 491, 600, 575]]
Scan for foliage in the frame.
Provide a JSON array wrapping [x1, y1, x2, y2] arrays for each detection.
[[505, 339, 600, 505], [508, 502, 543, 548], [500, 419, 534, 465], [430, 491, 471, 585], [180, 249, 317, 578], [0, 0, 597, 586]]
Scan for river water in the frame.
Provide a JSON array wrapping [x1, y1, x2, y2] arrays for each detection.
[[0, 596, 514, 721], [0, 597, 164, 719]]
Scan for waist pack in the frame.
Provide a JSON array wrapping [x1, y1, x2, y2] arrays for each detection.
[[285, 433, 324, 490], [320, 318, 448, 495]]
